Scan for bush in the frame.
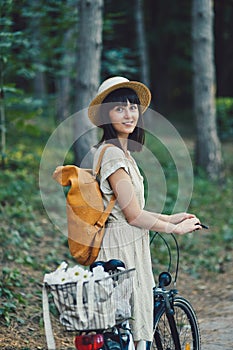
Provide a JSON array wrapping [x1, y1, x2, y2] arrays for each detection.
[[216, 97, 233, 140]]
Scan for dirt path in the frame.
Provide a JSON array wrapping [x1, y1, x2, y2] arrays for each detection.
[[179, 260, 233, 350], [200, 300, 233, 350]]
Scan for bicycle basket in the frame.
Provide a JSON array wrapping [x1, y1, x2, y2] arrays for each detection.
[[45, 268, 135, 331]]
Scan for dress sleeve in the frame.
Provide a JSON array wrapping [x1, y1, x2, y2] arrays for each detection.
[[99, 147, 129, 195]]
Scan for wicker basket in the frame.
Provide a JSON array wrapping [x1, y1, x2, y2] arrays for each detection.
[[46, 268, 135, 331]]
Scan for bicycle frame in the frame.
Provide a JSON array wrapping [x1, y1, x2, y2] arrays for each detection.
[[153, 286, 182, 350], [149, 232, 201, 350]]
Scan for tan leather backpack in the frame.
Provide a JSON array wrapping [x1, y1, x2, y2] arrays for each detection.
[[53, 145, 115, 266]]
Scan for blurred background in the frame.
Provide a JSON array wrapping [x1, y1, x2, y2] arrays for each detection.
[[1, 0, 232, 173], [0, 0, 232, 347]]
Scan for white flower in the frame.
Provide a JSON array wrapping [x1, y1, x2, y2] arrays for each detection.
[[68, 265, 92, 282], [44, 270, 68, 284], [43, 262, 92, 285]]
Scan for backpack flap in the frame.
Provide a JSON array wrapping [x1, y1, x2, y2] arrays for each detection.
[[53, 165, 105, 221]]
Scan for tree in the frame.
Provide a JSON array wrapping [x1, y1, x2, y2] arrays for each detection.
[[192, 0, 223, 182], [135, 0, 150, 88], [34, 1, 78, 122], [74, 0, 103, 166]]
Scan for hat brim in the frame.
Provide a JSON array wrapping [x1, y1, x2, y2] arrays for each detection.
[[88, 81, 151, 126]]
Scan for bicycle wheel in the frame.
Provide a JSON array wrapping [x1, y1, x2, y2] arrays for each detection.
[[151, 296, 201, 350]]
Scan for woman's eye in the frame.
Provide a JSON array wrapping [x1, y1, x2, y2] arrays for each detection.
[[130, 105, 138, 110], [116, 107, 123, 112]]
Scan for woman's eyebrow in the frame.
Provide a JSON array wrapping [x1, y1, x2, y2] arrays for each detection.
[[113, 102, 127, 107]]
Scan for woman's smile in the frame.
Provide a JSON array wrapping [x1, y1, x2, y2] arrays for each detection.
[[123, 120, 134, 126]]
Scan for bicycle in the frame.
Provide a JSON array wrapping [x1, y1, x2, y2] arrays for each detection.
[[149, 231, 201, 350], [43, 230, 204, 350]]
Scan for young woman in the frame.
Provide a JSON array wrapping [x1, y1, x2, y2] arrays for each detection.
[[88, 76, 202, 348]]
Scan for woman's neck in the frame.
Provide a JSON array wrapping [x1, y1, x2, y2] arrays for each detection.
[[118, 137, 128, 153]]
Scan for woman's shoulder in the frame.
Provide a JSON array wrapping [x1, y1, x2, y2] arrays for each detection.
[[93, 144, 122, 169], [96, 143, 125, 160]]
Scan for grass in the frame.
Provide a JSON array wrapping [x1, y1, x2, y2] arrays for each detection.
[[0, 117, 232, 328]]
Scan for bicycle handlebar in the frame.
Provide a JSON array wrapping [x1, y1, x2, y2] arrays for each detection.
[[150, 222, 208, 285]]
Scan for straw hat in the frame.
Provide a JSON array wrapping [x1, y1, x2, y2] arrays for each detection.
[[88, 76, 151, 126]]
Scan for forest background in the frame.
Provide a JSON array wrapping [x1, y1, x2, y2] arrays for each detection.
[[0, 0, 233, 349]]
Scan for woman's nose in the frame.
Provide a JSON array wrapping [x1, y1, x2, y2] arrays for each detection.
[[124, 107, 131, 118]]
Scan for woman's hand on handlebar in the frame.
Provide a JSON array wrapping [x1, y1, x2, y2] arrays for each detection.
[[169, 212, 197, 225], [172, 217, 202, 235]]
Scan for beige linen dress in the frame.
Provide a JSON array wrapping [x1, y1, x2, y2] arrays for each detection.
[[93, 145, 155, 342]]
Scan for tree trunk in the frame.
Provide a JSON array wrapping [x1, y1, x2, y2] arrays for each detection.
[[135, 0, 150, 88], [30, 1, 47, 100], [192, 0, 224, 182], [74, 0, 103, 166], [55, 29, 73, 122]]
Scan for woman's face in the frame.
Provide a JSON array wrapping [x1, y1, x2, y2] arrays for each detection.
[[108, 100, 139, 138]]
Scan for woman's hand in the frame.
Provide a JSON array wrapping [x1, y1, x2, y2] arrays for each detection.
[[169, 212, 197, 224], [172, 217, 202, 235]]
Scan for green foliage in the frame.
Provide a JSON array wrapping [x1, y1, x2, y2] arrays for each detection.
[[216, 97, 233, 140], [180, 170, 233, 276], [147, 132, 233, 279], [0, 267, 25, 325], [0, 154, 44, 265], [144, 132, 179, 214], [4, 87, 43, 137], [0, 0, 50, 164], [102, 3, 139, 79], [0, 126, 72, 326], [26, 1, 77, 76], [0, 1, 35, 81], [102, 48, 138, 77]]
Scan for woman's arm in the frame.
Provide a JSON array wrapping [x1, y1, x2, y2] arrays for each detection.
[[108, 168, 202, 235], [149, 212, 197, 224]]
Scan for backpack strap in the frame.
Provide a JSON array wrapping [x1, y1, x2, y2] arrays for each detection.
[[95, 195, 116, 228], [94, 144, 116, 228], [94, 144, 115, 176]]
